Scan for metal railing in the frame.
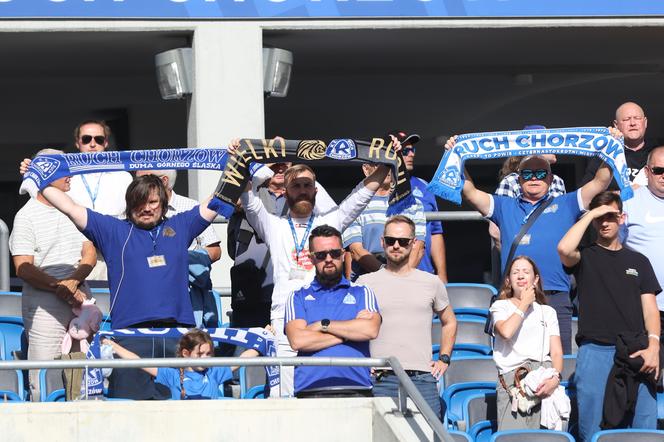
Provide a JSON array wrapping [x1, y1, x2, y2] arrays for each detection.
[[0, 356, 453, 442], [0, 219, 9, 291]]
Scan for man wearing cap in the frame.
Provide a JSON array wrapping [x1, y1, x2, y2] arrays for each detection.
[[396, 130, 448, 282], [342, 159, 426, 281], [457, 151, 613, 354], [227, 162, 337, 328]]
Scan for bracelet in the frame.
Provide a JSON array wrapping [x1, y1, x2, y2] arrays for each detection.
[[514, 309, 525, 319], [648, 334, 660, 341]]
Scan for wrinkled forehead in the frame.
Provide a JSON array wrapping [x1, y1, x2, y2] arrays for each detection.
[[287, 172, 315, 185], [518, 156, 551, 172]]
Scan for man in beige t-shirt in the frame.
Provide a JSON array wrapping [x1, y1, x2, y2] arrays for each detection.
[[357, 215, 457, 418]]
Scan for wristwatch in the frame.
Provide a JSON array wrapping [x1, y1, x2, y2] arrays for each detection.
[[438, 353, 451, 365], [320, 318, 330, 332]]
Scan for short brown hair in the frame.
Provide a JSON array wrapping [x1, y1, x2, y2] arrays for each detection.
[[384, 214, 416, 237], [284, 164, 316, 186], [73, 120, 112, 143], [124, 174, 169, 221], [589, 190, 623, 212]]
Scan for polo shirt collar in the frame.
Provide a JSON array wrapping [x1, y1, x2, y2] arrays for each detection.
[[310, 276, 351, 292]]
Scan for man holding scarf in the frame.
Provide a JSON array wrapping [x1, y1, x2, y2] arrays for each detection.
[[448, 135, 615, 354], [235, 136, 400, 397]]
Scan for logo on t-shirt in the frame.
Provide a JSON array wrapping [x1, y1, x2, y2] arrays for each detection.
[[163, 227, 176, 237], [626, 268, 639, 277], [645, 211, 664, 224], [413, 187, 424, 198], [519, 234, 531, 246], [305, 294, 316, 301], [543, 204, 558, 214], [342, 294, 356, 305]]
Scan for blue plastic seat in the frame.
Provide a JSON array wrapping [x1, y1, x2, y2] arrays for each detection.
[[490, 429, 575, 441], [0, 369, 26, 402], [470, 420, 497, 442], [446, 283, 496, 319], [440, 355, 497, 426], [590, 429, 664, 442], [0, 317, 27, 361], [239, 365, 267, 399], [39, 369, 65, 402], [448, 429, 472, 441], [658, 392, 664, 421], [433, 317, 492, 359]]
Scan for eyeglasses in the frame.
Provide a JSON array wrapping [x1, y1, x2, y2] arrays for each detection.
[[80, 135, 106, 145], [312, 249, 344, 260], [519, 169, 549, 181], [402, 147, 416, 156], [383, 236, 414, 247], [649, 166, 664, 176]]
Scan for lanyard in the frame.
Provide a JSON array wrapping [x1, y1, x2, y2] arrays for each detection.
[[288, 215, 314, 264], [80, 173, 103, 210], [148, 225, 162, 254]]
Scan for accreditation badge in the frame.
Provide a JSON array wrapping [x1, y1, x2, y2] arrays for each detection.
[[288, 267, 307, 280], [147, 255, 167, 268]]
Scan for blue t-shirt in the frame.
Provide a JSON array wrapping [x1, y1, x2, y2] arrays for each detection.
[[285, 277, 380, 394], [490, 191, 583, 292], [82, 207, 210, 329], [410, 176, 444, 274], [155, 366, 232, 400]]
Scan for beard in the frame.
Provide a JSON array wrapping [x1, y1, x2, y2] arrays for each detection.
[[386, 251, 409, 266], [317, 265, 342, 287], [288, 195, 315, 217]]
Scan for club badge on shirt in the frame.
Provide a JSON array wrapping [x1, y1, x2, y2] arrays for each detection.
[[147, 255, 167, 268]]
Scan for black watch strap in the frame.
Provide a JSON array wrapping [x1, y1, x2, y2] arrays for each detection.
[[438, 353, 451, 365]]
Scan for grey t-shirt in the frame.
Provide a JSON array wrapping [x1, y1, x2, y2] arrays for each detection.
[[357, 268, 449, 372]]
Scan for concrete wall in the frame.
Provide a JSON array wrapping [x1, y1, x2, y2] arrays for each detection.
[[0, 397, 435, 442]]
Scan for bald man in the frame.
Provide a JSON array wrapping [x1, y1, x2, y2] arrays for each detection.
[[582, 101, 651, 188]]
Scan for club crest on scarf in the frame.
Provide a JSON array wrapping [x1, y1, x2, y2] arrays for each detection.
[[326, 139, 357, 160]]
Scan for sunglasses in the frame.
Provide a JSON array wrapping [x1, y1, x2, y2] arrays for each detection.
[[384, 236, 413, 247], [312, 249, 344, 260], [80, 135, 106, 145], [649, 166, 664, 176], [402, 147, 416, 156], [519, 169, 549, 181]]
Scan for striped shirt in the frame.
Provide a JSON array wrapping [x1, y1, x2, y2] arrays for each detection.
[[495, 172, 566, 198], [9, 198, 89, 280]]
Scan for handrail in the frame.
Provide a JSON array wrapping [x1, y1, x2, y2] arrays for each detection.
[[0, 218, 9, 291], [0, 356, 453, 442], [213, 210, 484, 224]]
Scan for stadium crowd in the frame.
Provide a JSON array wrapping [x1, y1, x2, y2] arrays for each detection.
[[7, 101, 664, 441]]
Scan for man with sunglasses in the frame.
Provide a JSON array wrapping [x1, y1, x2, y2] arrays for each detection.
[[285, 225, 381, 398], [391, 130, 448, 283], [623, 146, 664, 341], [357, 215, 457, 418], [460, 152, 613, 354], [343, 160, 426, 281]]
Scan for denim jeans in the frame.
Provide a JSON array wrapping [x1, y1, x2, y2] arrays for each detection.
[[372, 371, 441, 419], [576, 342, 656, 442]]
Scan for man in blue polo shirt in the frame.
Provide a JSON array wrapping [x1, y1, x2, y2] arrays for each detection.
[[41, 173, 219, 399], [285, 224, 381, 398], [460, 153, 612, 354]]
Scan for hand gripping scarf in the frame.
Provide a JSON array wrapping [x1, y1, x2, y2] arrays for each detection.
[[208, 137, 414, 218], [427, 127, 633, 204], [84, 327, 277, 398]]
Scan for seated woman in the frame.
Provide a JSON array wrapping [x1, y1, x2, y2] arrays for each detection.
[[491, 256, 564, 430]]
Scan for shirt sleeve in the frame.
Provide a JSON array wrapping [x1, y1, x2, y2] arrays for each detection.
[[432, 279, 450, 312], [639, 255, 663, 296], [494, 174, 518, 198], [359, 285, 380, 313], [314, 181, 338, 215], [177, 207, 212, 244], [544, 305, 560, 337], [332, 182, 375, 232], [285, 291, 303, 323], [155, 367, 177, 390], [342, 216, 363, 248], [8, 211, 35, 256], [211, 366, 233, 386], [490, 300, 512, 323], [412, 201, 427, 241]]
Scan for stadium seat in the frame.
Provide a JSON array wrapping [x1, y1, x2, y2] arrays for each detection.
[[433, 317, 492, 358], [239, 365, 268, 399], [448, 429, 472, 441], [445, 283, 496, 319], [90, 289, 111, 317], [490, 430, 575, 441], [0, 317, 27, 361], [469, 420, 497, 442], [658, 391, 664, 421], [0, 369, 26, 402], [211, 290, 226, 328], [0, 292, 22, 317], [39, 368, 65, 402], [590, 429, 664, 442], [571, 317, 578, 354], [441, 356, 497, 426], [451, 390, 496, 432]]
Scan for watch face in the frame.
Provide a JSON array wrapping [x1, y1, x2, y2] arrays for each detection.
[[321, 319, 330, 327], [440, 354, 451, 364]]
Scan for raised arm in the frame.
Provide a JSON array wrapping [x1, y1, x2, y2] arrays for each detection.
[[579, 163, 611, 209], [41, 186, 88, 230], [103, 338, 157, 377], [462, 170, 492, 216], [557, 205, 619, 267]]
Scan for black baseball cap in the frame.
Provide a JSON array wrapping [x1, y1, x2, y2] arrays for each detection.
[[389, 130, 421, 146]]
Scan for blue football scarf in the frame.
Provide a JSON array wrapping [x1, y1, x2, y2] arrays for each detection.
[[427, 127, 633, 204], [208, 138, 414, 218], [83, 327, 278, 398]]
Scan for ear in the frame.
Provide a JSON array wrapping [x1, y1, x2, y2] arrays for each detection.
[[161, 176, 169, 188], [361, 163, 372, 177], [534, 274, 540, 285], [613, 120, 618, 128], [181, 349, 191, 358], [618, 212, 626, 225]]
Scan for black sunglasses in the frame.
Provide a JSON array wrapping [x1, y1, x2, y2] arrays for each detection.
[[80, 135, 106, 145], [384, 236, 413, 247], [402, 147, 416, 156], [312, 249, 344, 260], [519, 169, 548, 181], [649, 166, 664, 176]]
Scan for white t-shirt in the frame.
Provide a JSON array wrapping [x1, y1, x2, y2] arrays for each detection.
[[241, 182, 374, 320], [9, 198, 89, 281], [490, 300, 560, 375], [67, 171, 133, 218]]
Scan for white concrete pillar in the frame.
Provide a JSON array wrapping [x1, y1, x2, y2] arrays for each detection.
[[187, 23, 265, 292]]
